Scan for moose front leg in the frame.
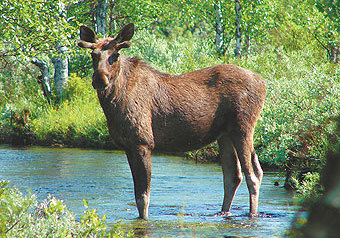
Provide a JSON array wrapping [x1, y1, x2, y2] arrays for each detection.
[[126, 145, 152, 220]]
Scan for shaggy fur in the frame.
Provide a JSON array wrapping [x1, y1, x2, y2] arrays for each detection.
[[79, 23, 266, 220]]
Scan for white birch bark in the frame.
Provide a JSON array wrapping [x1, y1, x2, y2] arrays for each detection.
[[96, 0, 108, 36], [215, 1, 224, 54], [234, 0, 242, 58], [52, 1, 68, 100]]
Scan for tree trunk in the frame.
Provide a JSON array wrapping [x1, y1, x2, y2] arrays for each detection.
[[244, 34, 250, 56], [215, 1, 224, 55], [108, 0, 117, 36], [52, 1, 68, 101], [96, 0, 108, 36], [234, 0, 242, 58], [52, 45, 68, 100], [329, 45, 339, 63], [31, 58, 51, 104]]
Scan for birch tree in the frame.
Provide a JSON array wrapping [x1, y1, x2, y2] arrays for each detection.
[[52, 0, 69, 100], [0, 0, 77, 102], [234, 0, 242, 58], [215, 1, 225, 55], [96, 0, 108, 36]]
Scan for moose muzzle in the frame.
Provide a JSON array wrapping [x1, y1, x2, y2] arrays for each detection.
[[92, 70, 109, 90]]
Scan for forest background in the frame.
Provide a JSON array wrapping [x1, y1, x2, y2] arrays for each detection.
[[0, 0, 340, 195]]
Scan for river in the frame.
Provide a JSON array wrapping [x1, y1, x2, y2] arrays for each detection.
[[0, 145, 301, 237]]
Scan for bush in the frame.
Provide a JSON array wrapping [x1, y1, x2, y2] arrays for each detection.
[[185, 142, 220, 163], [0, 180, 130, 237], [292, 172, 323, 207], [247, 47, 340, 172]]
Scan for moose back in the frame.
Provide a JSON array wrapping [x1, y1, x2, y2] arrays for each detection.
[[78, 23, 266, 220]]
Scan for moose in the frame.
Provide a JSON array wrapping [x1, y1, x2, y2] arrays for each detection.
[[78, 23, 266, 220]]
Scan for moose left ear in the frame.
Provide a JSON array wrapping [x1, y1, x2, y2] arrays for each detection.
[[78, 40, 95, 49]]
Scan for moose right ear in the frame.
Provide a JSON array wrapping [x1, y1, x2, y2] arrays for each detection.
[[80, 25, 97, 43], [114, 23, 135, 43]]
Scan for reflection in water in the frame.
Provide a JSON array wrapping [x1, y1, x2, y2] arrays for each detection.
[[0, 146, 300, 237]]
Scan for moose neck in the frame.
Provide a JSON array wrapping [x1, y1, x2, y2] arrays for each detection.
[[96, 55, 169, 110]]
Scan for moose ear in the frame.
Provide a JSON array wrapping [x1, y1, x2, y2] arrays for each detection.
[[80, 25, 97, 43], [115, 23, 135, 43], [116, 41, 131, 51]]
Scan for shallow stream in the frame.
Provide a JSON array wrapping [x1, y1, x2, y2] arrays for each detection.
[[0, 146, 301, 237]]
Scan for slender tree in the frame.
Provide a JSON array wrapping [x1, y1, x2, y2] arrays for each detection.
[[31, 59, 51, 104], [234, 0, 242, 58], [108, 0, 117, 35], [96, 0, 108, 36], [215, 1, 225, 55], [315, 0, 340, 63], [52, 1, 69, 100]]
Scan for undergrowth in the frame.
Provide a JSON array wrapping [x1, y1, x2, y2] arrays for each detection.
[[31, 74, 113, 149], [0, 180, 131, 237]]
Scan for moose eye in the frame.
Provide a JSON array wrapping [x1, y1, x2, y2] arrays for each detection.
[[90, 52, 99, 65], [108, 52, 119, 65]]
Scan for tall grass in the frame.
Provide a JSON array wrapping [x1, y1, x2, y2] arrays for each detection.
[[31, 74, 113, 149]]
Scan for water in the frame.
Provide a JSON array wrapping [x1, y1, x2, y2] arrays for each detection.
[[0, 145, 300, 237]]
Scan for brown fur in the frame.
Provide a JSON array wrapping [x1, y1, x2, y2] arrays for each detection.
[[79, 23, 266, 220]]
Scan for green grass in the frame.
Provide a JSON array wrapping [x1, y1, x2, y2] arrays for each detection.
[[31, 74, 113, 149]]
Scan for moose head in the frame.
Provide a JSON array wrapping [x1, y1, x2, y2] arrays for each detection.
[[78, 23, 135, 90]]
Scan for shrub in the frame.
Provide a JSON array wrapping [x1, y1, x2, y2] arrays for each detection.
[[292, 172, 323, 207], [0, 180, 130, 237]]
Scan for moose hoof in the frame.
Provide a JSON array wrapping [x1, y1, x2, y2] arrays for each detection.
[[215, 211, 232, 217], [249, 212, 259, 218]]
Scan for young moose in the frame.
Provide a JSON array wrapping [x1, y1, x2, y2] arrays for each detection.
[[78, 23, 266, 220]]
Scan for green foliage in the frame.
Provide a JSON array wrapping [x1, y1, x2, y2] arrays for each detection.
[[185, 142, 220, 163], [31, 74, 112, 148], [0, 0, 78, 60], [128, 29, 219, 74], [292, 172, 323, 206], [0, 180, 129, 238], [249, 49, 339, 170], [0, 180, 35, 235]]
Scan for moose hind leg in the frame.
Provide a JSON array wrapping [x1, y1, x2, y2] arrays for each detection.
[[233, 133, 263, 216], [126, 145, 152, 220], [218, 136, 242, 215]]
